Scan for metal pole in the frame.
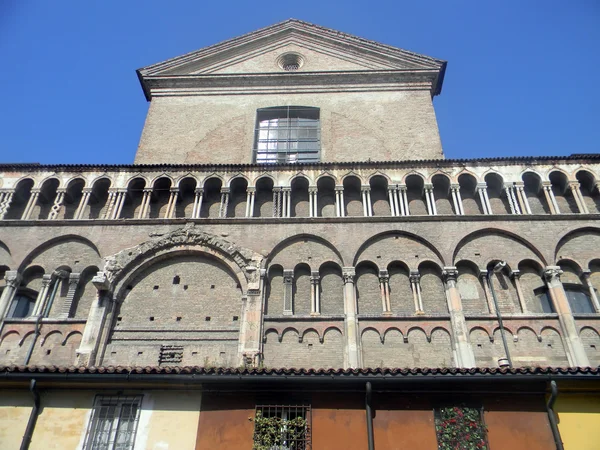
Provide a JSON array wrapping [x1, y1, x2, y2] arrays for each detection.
[[487, 268, 513, 368]]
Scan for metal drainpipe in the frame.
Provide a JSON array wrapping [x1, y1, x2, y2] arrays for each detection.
[[365, 382, 374, 450], [20, 379, 40, 450], [547, 380, 564, 450], [24, 315, 43, 366], [487, 269, 513, 368], [42, 275, 61, 318]]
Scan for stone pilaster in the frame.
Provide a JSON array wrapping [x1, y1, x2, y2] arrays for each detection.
[[282, 269, 294, 315], [310, 271, 320, 315], [192, 188, 204, 218], [0, 271, 21, 320], [342, 267, 360, 368], [58, 273, 81, 319], [32, 274, 53, 317], [238, 266, 265, 367], [409, 271, 424, 313], [543, 267, 590, 367], [442, 267, 476, 368], [581, 270, 600, 313], [219, 187, 230, 218], [378, 270, 391, 314]]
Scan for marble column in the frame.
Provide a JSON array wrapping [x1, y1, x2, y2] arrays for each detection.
[[192, 188, 204, 218], [219, 188, 230, 218], [379, 270, 391, 314], [410, 271, 424, 313], [543, 267, 590, 367], [542, 182, 560, 214], [480, 269, 496, 314], [308, 187, 318, 217], [342, 267, 360, 368], [387, 186, 397, 216], [310, 271, 321, 315], [139, 188, 153, 219], [166, 187, 179, 219], [0, 190, 14, 220], [569, 182, 588, 214], [75, 188, 92, 220], [22, 188, 40, 220], [47, 189, 66, 220], [515, 182, 532, 215], [510, 270, 527, 313], [32, 274, 53, 317], [442, 267, 476, 368], [400, 185, 409, 216], [477, 183, 491, 215]]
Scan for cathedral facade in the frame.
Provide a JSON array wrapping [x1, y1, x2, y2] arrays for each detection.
[[0, 19, 599, 450]]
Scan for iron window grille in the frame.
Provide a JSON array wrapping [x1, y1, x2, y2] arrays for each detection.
[[83, 395, 142, 450], [253, 403, 311, 450], [253, 106, 320, 164], [434, 405, 489, 450]]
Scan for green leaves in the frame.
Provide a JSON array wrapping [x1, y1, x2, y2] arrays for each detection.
[[253, 411, 308, 450], [435, 406, 488, 450]]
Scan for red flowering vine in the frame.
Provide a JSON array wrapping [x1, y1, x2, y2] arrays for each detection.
[[434, 406, 488, 450]]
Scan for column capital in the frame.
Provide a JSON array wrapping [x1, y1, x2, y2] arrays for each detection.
[[543, 266, 563, 284], [82, 187, 93, 194], [409, 270, 421, 283], [91, 271, 110, 292], [308, 186, 318, 193], [41, 273, 54, 287], [442, 266, 458, 282], [56, 188, 67, 195], [310, 271, 320, 284], [30, 188, 42, 195], [169, 187, 179, 193], [220, 187, 230, 194], [281, 186, 292, 193], [378, 269, 389, 283], [476, 182, 488, 190], [334, 186, 344, 192], [4, 270, 21, 288], [342, 267, 355, 284], [581, 269, 592, 279], [450, 183, 460, 190], [143, 188, 153, 194], [503, 182, 516, 189], [510, 269, 521, 280], [194, 187, 204, 194], [361, 185, 371, 192], [541, 181, 552, 188], [282, 269, 294, 284], [272, 186, 282, 193], [424, 183, 433, 191], [568, 181, 581, 190], [514, 181, 525, 188], [387, 185, 398, 192], [68, 272, 81, 285], [246, 187, 256, 193]]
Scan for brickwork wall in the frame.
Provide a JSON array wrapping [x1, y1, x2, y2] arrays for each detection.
[[388, 264, 414, 314], [419, 264, 448, 314], [319, 264, 344, 315], [362, 328, 454, 368], [263, 328, 344, 369], [265, 267, 284, 316], [457, 264, 488, 314], [356, 264, 381, 315], [519, 269, 546, 313], [580, 328, 600, 366], [293, 265, 311, 315]]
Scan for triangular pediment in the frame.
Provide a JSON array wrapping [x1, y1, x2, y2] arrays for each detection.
[[139, 19, 445, 77]]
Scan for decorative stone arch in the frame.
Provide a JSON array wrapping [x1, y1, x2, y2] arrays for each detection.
[[481, 169, 506, 183], [11, 175, 39, 190], [301, 327, 321, 343], [382, 327, 403, 344], [401, 171, 426, 184], [340, 171, 364, 184], [353, 230, 445, 267], [288, 172, 312, 185], [103, 225, 264, 301], [18, 235, 101, 272], [469, 326, 492, 342], [556, 257, 584, 274], [265, 233, 344, 269], [361, 326, 381, 339], [315, 171, 338, 184], [546, 167, 572, 182], [427, 170, 452, 185], [149, 173, 175, 187], [38, 175, 63, 189], [280, 327, 300, 343], [124, 173, 150, 188], [554, 227, 600, 268], [62, 330, 83, 346], [451, 227, 546, 268], [0, 330, 20, 346], [175, 173, 200, 188], [41, 330, 63, 346], [252, 172, 276, 187], [367, 171, 392, 184], [88, 175, 114, 189], [516, 326, 541, 342], [455, 169, 480, 184], [520, 168, 545, 181], [64, 174, 89, 190], [226, 173, 250, 188]]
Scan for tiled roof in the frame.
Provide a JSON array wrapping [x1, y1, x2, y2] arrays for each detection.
[[1, 365, 598, 377]]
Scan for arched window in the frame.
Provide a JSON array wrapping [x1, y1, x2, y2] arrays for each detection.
[[253, 106, 320, 164], [7, 293, 35, 318]]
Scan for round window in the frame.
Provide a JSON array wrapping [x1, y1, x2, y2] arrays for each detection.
[[277, 53, 305, 72]]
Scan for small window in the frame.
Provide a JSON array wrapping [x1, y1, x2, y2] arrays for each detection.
[[434, 405, 488, 450], [534, 288, 555, 313], [253, 106, 320, 164], [7, 294, 35, 318], [564, 284, 595, 313], [253, 403, 311, 450], [83, 395, 142, 450]]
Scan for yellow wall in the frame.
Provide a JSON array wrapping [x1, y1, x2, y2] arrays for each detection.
[[0, 390, 31, 449], [555, 394, 600, 450], [0, 388, 201, 450]]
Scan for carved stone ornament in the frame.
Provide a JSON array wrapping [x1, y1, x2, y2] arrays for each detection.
[[102, 224, 264, 289]]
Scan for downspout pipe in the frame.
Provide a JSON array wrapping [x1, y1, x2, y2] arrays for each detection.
[[365, 381, 374, 450], [20, 379, 40, 450], [546, 380, 564, 450], [23, 314, 43, 366]]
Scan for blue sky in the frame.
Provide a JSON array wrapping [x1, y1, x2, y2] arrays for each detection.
[[1, 1, 598, 164]]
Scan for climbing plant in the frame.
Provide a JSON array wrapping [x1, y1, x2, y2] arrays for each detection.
[[252, 411, 309, 450], [434, 406, 489, 450]]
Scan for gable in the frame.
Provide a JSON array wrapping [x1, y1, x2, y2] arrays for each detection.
[[139, 20, 445, 76]]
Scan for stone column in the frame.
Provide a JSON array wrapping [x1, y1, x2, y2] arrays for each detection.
[[379, 270, 391, 314], [47, 188, 66, 220], [103, 189, 118, 220], [310, 271, 320, 315], [76, 272, 112, 366], [510, 270, 527, 313], [424, 184, 435, 215], [113, 190, 128, 220], [282, 270, 294, 315], [581, 270, 600, 313], [272, 187, 282, 218], [335, 186, 344, 217], [309, 187, 317, 217], [32, 274, 53, 317], [361, 186, 369, 217], [410, 271, 424, 313], [165, 187, 179, 219], [74, 188, 92, 220], [139, 188, 153, 219], [342, 267, 360, 368], [542, 182, 560, 214], [479, 269, 496, 314], [477, 183, 491, 215], [219, 188, 230, 218], [442, 267, 476, 368], [22, 188, 40, 220], [282, 187, 292, 218], [504, 184, 521, 215], [514, 182, 530, 215], [0, 271, 21, 320], [387, 186, 397, 216], [244, 188, 252, 217], [57, 273, 81, 319], [400, 185, 408, 216], [0, 190, 14, 220], [569, 182, 588, 214], [192, 188, 204, 218], [238, 265, 265, 367], [543, 267, 590, 367], [451, 184, 464, 215]]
